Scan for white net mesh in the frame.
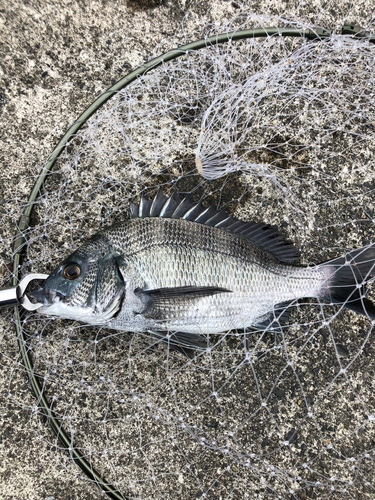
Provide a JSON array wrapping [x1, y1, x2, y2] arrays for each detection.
[[1, 10, 375, 500]]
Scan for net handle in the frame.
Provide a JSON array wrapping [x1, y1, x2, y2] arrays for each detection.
[[11, 24, 374, 500]]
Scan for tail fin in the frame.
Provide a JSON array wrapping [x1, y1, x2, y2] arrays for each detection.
[[324, 244, 375, 319]]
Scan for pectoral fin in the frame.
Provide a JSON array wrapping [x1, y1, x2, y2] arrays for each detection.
[[135, 286, 232, 320], [138, 286, 231, 299]]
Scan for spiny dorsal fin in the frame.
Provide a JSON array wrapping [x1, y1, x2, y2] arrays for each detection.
[[132, 189, 299, 263]]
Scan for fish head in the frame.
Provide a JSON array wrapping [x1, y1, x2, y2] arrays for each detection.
[[30, 235, 124, 324]]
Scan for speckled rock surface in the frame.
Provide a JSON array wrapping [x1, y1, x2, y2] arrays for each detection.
[[0, 1, 374, 499]]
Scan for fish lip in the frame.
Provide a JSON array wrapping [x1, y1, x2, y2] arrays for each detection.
[[29, 287, 65, 305]]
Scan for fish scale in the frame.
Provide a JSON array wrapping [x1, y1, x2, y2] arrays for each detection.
[[103, 218, 328, 334]]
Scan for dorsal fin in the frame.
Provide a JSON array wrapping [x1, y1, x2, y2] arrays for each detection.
[[131, 189, 299, 263]]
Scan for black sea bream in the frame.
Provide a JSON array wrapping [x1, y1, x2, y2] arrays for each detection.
[[32, 190, 375, 356]]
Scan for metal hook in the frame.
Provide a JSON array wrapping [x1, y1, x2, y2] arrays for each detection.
[[0, 273, 49, 311]]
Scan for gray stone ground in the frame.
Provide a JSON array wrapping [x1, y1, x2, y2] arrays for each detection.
[[0, 1, 375, 499]]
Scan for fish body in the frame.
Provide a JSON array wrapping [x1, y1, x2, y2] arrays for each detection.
[[32, 190, 375, 354], [100, 217, 328, 334]]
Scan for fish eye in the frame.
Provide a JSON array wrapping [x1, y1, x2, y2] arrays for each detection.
[[63, 264, 81, 280]]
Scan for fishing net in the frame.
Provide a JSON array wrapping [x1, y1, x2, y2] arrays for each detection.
[[1, 9, 375, 500]]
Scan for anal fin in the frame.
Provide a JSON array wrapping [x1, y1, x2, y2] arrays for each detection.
[[252, 300, 296, 332], [149, 330, 209, 359]]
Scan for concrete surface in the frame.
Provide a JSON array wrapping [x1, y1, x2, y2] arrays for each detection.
[[0, 1, 375, 499]]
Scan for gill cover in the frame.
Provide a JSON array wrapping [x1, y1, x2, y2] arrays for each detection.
[[94, 253, 125, 319]]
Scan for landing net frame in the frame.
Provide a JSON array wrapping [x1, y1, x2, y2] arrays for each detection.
[[11, 25, 374, 499]]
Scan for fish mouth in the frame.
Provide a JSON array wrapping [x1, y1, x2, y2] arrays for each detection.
[[29, 287, 65, 305]]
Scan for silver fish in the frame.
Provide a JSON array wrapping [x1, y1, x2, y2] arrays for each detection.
[[31, 189, 375, 357]]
